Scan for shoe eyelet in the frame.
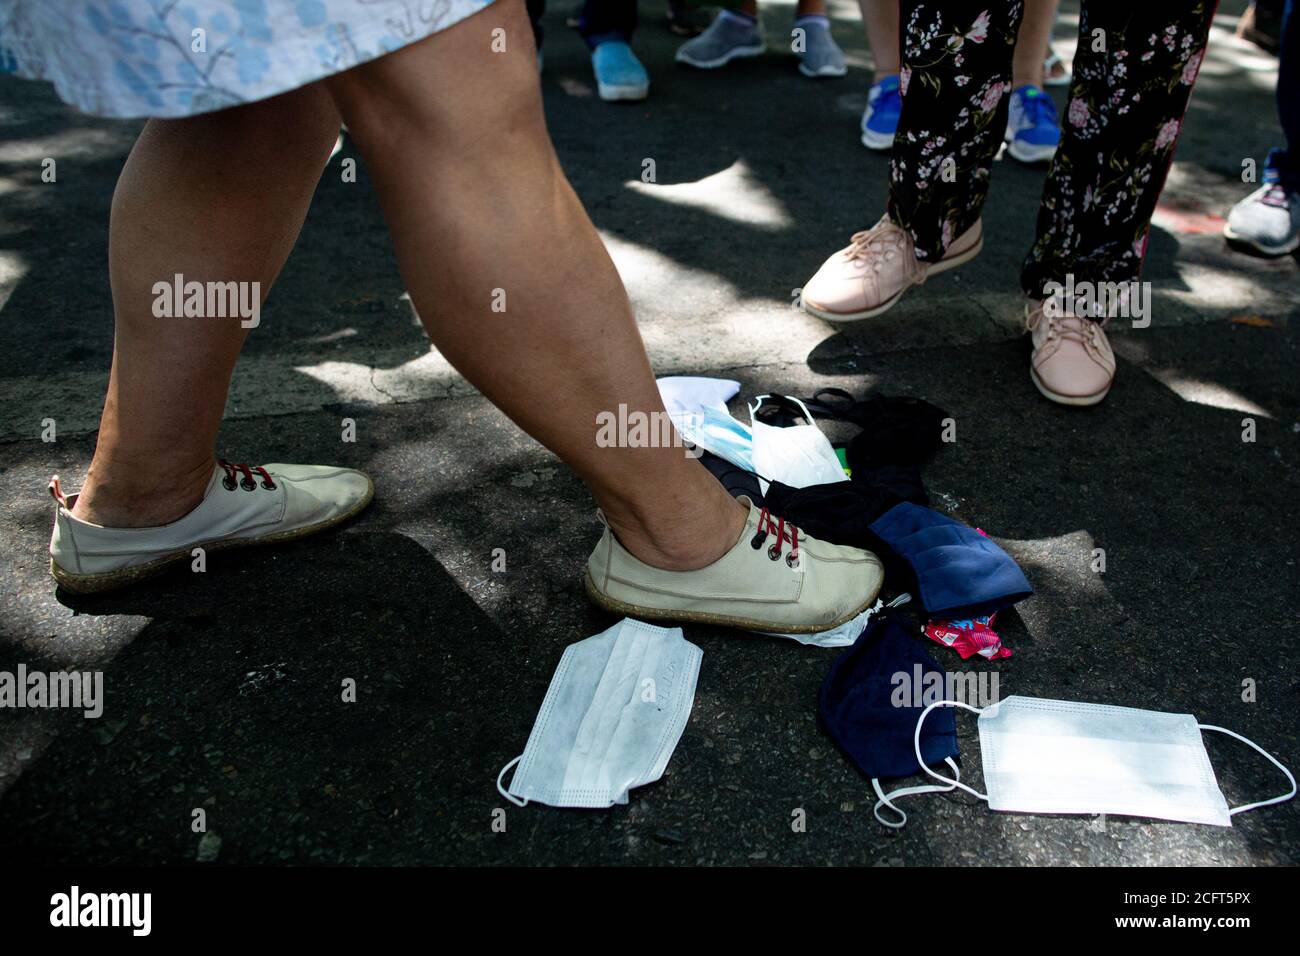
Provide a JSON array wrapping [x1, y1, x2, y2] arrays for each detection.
[[261, 479, 276, 490], [750, 531, 767, 550], [222, 476, 238, 491], [767, 544, 781, 561], [240, 477, 257, 491], [786, 553, 799, 568]]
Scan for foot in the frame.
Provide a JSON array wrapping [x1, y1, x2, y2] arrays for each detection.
[[795, 16, 846, 78], [675, 10, 765, 69], [1223, 178, 1300, 256], [1004, 85, 1060, 164], [49, 460, 374, 593], [860, 74, 901, 150], [591, 40, 649, 101], [586, 497, 884, 633], [1025, 300, 1116, 406], [802, 215, 983, 321]]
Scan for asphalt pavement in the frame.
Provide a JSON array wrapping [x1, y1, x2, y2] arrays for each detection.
[[0, 0, 1296, 865]]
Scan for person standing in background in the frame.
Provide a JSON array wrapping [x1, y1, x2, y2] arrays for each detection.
[[1224, 0, 1300, 255]]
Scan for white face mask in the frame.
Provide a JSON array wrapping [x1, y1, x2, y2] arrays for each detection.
[[901, 696, 1295, 827], [757, 593, 913, 648], [497, 619, 702, 809], [748, 395, 850, 492]]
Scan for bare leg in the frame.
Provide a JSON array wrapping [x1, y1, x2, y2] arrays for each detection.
[[1013, 0, 1059, 89], [859, 0, 900, 77], [72, 87, 341, 528], [325, 0, 745, 570], [736, 0, 827, 17]]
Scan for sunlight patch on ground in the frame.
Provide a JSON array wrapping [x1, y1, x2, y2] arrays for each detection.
[[625, 159, 794, 231], [0, 250, 28, 314], [1145, 369, 1273, 418]]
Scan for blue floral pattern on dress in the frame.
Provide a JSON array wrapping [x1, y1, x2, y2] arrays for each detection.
[[0, 0, 495, 117]]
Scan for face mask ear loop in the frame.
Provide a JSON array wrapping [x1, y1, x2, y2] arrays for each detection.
[[914, 700, 989, 801], [1197, 725, 1297, 815], [871, 758, 962, 829], [496, 755, 528, 808], [748, 395, 818, 427]]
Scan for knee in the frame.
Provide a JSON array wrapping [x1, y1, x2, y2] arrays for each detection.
[[326, 2, 545, 160]]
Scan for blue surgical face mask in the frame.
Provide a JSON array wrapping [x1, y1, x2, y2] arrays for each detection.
[[818, 613, 962, 827], [670, 403, 755, 472]]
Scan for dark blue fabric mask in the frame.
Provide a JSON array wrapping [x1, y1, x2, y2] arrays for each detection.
[[819, 613, 959, 781], [869, 502, 1033, 618]]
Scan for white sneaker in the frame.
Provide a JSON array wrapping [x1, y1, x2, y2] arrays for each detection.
[[585, 496, 884, 633], [1224, 180, 1300, 256], [49, 460, 374, 593]]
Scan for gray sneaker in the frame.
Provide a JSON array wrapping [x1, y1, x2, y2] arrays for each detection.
[[796, 17, 846, 78], [1224, 180, 1300, 256], [675, 11, 765, 69]]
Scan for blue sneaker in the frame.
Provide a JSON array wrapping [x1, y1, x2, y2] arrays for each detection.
[[860, 75, 901, 150], [592, 40, 649, 102], [1004, 85, 1060, 164]]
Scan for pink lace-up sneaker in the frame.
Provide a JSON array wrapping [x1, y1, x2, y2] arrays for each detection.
[[801, 216, 983, 321], [1025, 300, 1116, 406]]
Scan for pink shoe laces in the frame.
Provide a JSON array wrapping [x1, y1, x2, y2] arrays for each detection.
[[1026, 303, 1109, 365], [846, 218, 921, 279]]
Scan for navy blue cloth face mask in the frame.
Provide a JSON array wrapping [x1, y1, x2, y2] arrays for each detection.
[[869, 502, 1032, 618], [819, 613, 963, 828]]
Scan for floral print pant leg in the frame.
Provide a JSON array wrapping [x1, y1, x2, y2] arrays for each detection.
[[888, 2, 1025, 263], [1019, 3, 1216, 301], [888, 1, 1216, 313]]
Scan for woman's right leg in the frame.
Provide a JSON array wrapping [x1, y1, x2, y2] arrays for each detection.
[[71, 86, 342, 529]]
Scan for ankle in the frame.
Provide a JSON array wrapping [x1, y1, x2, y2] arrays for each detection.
[[601, 488, 748, 572], [70, 456, 215, 528]]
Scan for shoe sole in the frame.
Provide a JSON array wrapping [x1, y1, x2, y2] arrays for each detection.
[[675, 44, 766, 69], [1222, 223, 1300, 257], [802, 236, 983, 322], [597, 80, 649, 101], [50, 478, 375, 595], [1029, 365, 1110, 406], [1005, 139, 1058, 164], [860, 128, 895, 150], [583, 567, 882, 634], [799, 62, 848, 78]]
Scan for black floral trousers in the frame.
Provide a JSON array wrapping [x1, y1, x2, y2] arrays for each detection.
[[886, 1, 1217, 306]]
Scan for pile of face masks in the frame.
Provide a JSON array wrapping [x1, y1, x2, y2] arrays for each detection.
[[497, 380, 1296, 833], [661, 378, 849, 493]]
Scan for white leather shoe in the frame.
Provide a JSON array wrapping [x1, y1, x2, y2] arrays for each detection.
[[49, 460, 374, 593], [585, 497, 884, 633]]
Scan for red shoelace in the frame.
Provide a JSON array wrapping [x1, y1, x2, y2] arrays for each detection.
[[753, 507, 799, 566], [218, 459, 275, 492]]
